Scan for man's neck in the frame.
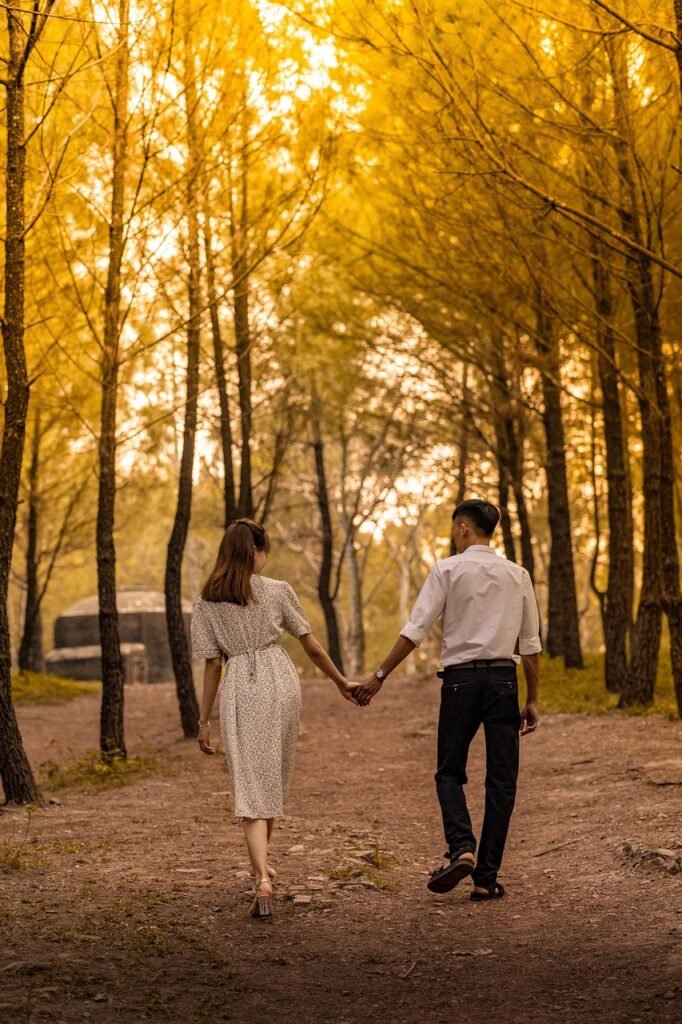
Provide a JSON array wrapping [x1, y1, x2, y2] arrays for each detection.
[[460, 539, 491, 552]]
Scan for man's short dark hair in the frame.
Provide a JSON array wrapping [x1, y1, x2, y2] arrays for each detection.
[[452, 499, 500, 537]]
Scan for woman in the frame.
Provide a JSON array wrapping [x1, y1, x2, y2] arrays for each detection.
[[192, 518, 357, 920]]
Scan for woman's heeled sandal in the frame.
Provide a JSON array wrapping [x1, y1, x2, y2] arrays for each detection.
[[249, 880, 273, 919]]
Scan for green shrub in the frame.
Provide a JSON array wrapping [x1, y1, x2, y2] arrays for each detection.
[[539, 653, 678, 718], [40, 752, 163, 792], [12, 671, 99, 704]]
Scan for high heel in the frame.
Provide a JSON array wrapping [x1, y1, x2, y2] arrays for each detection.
[[249, 879, 273, 919]]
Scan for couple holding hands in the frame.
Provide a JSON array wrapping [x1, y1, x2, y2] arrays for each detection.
[[192, 500, 541, 919]]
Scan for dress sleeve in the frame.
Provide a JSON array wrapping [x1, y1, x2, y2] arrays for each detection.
[[280, 583, 312, 638], [191, 601, 222, 660]]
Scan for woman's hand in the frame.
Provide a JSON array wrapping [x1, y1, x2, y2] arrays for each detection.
[[336, 680, 361, 705], [353, 673, 383, 706], [198, 722, 215, 755]]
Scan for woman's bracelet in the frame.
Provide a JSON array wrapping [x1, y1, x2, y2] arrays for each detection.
[[198, 719, 210, 729]]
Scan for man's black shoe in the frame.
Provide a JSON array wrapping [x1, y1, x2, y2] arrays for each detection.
[[427, 851, 475, 894]]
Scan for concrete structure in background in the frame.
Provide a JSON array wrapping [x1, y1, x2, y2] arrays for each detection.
[[46, 588, 192, 683]]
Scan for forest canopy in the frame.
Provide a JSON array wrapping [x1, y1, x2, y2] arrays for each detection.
[[2, 0, 682, 800]]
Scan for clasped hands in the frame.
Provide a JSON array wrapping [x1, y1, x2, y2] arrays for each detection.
[[338, 674, 382, 707]]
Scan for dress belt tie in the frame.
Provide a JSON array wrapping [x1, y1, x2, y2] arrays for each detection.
[[240, 640, 281, 680]]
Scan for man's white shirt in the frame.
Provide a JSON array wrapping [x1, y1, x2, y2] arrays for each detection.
[[400, 545, 542, 667]]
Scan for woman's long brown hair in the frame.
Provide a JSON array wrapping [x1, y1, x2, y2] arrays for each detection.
[[201, 519, 270, 605]]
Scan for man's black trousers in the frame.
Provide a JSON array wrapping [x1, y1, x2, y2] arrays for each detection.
[[435, 663, 521, 889]]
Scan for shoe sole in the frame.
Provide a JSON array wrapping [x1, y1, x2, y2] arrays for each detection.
[[427, 860, 475, 894]]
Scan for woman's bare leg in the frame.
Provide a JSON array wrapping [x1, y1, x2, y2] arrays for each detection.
[[242, 819, 270, 890]]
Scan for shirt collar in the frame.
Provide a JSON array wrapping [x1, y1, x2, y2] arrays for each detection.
[[458, 545, 497, 557]]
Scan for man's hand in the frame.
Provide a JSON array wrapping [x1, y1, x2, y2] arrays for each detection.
[[520, 701, 539, 735], [354, 673, 383, 707]]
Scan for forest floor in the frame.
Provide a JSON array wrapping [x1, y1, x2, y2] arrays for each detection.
[[1, 675, 681, 1024]]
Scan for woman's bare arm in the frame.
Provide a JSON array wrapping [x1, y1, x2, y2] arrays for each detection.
[[198, 657, 222, 754], [298, 633, 358, 703]]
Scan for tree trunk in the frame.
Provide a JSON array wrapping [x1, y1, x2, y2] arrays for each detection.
[[343, 526, 365, 676], [18, 409, 44, 673], [618, 261, 665, 706], [606, 37, 667, 707], [231, 110, 254, 520], [491, 382, 517, 563], [505, 417, 535, 581], [0, 2, 42, 805], [164, 12, 201, 738], [312, 414, 345, 673], [591, 245, 633, 694], [203, 209, 236, 527], [97, 0, 129, 761], [450, 363, 470, 555], [535, 294, 583, 668]]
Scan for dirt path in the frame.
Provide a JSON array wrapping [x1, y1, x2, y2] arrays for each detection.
[[2, 676, 681, 1024]]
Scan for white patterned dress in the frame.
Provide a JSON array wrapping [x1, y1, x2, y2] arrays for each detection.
[[191, 575, 311, 820]]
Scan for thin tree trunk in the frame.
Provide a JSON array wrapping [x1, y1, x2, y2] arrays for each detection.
[[312, 411, 345, 673], [535, 293, 583, 668], [97, 0, 129, 761], [591, 244, 633, 694], [0, 2, 42, 804], [618, 259, 665, 706], [231, 109, 253, 519], [495, 450, 516, 562], [491, 377, 517, 563], [505, 416, 535, 581], [18, 409, 44, 673], [450, 363, 470, 555], [606, 37, 666, 707], [203, 210, 236, 527], [165, 12, 201, 737], [342, 522, 365, 677]]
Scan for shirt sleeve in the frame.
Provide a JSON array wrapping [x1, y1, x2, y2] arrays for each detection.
[[519, 571, 542, 655], [400, 565, 448, 647], [191, 601, 222, 660], [281, 583, 312, 638]]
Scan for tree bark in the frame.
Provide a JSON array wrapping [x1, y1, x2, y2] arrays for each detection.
[[535, 294, 583, 668], [203, 210, 237, 527], [231, 109, 254, 520], [606, 36, 668, 707], [342, 520, 365, 677], [495, 444, 516, 563], [618, 255, 665, 706], [591, 245, 633, 694], [18, 409, 44, 673], [312, 410, 345, 673], [505, 416, 535, 581], [164, 11, 201, 738], [97, 0, 129, 761], [450, 363, 470, 555], [491, 376, 517, 563], [0, 2, 43, 804]]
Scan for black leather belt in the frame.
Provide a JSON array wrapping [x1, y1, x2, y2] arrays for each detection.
[[437, 658, 516, 678]]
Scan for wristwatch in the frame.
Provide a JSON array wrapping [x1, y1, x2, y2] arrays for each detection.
[[374, 667, 386, 682]]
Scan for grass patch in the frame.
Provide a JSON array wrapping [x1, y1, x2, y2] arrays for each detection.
[[12, 670, 99, 704], [40, 751, 165, 793], [539, 653, 678, 718], [329, 863, 399, 892], [0, 815, 47, 873], [359, 843, 398, 871]]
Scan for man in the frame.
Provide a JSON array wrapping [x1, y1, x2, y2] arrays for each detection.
[[355, 498, 541, 901]]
